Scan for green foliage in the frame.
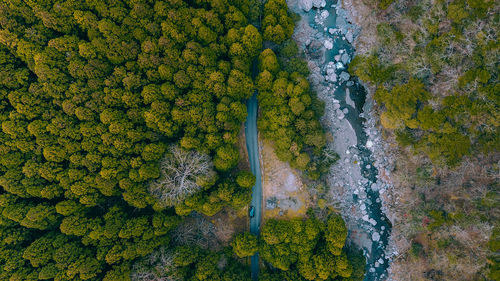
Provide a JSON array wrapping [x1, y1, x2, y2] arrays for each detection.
[[0, 0, 266, 279], [357, 0, 499, 167], [262, 0, 295, 44], [349, 55, 394, 85], [236, 171, 256, 188], [257, 48, 326, 175], [377, 0, 395, 10], [238, 214, 358, 280], [232, 232, 258, 258]]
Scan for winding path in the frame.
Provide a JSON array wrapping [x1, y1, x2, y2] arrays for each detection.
[[245, 92, 262, 280]]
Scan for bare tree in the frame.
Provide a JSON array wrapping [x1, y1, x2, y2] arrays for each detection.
[[149, 145, 216, 207], [131, 247, 178, 281], [171, 213, 221, 250]]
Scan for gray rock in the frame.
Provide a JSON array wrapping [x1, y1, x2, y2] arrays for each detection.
[[339, 71, 350, 82], [346, 30, 354, 43], [342, 108, 349, 114], [336, 109, 345, 120], [312, 0, 326, 8], [326, 73, 337, 82], [372, 232, 380, 242], [341, 53, 350, 64], [332, 103, 340, 110], [334, 54, 341, 61], [346, 81, 354, 86], [299, 0, 312, 12], [324, 39, 333, 50], [307, 40, 323, 59]]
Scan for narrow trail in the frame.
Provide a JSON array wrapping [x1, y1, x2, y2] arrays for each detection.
[[245, 92, 262, 280]]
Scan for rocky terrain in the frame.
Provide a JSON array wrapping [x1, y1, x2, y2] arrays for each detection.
[[287, 0, 398, 279]]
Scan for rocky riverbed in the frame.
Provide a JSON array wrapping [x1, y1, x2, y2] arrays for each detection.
[[287, 0, 398, 279]]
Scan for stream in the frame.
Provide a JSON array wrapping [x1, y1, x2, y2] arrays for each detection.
[[288, 0, 393, 280]]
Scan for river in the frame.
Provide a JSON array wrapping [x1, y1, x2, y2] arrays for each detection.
[[287, 0, 393, 280]]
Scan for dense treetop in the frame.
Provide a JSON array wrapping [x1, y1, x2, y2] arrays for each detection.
[[0, 0, 265, 279], [232, 215, 365, 281], [0, 0, 359, 280]]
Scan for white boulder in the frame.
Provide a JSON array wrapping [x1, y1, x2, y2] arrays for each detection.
[[366, 140, 373, 148], [299, 0, 312, 12], [312, 0, 326, 8], [324, 39, 333, 50]]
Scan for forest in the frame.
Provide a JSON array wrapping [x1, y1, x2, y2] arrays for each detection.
[[0, 0, 360, 280], [349, 0, 499, 279]]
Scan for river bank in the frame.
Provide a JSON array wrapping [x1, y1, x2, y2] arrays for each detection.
[[286, 0, 398, 279]]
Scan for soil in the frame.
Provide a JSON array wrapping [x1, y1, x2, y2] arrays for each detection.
[[259, 138, 310, 219]]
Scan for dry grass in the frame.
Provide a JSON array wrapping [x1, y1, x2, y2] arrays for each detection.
[[260, 138, 310, 220], [387, 147, 499, 280]]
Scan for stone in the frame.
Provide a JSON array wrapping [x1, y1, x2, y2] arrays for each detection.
[[342, 108, 349, 114], [366, 140, 373, 148], [312, 0, 326, 8], [329, 28, 336, 34], [362, 215, 369, 221], [321, 10, 329, 19], [326, 73, 337, 82], [324, 39, 333, 50], [360, 204, 366, 211], [346, 81, 354, 86], [332, 103, 340, 110], [339, 71, 350, 82], [336, 62, 344, 69], [369, 218, 377, 226], [336, 109, 344, 120], [346, 30, 354, 43], [372, 232, 380, 242], [299, 0, 313, 12], [341, 53, 350, 64], [334, 54, 341, 61]]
